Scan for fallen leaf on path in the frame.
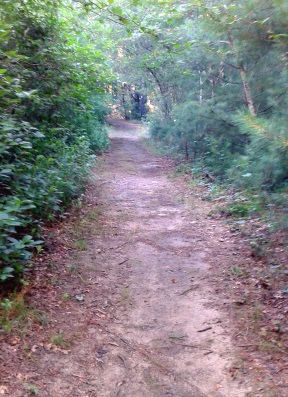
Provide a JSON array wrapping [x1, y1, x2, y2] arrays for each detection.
[[45, 343, 70, 354], [0, 386, 8, 395], [171, 278, 176, 283], [31, 345, 39, 353], [55, 348, 70, 355], [9, 337, 20, 346]]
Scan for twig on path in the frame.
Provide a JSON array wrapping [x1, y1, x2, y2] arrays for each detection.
[[108, 242, 129, 251], [117, 258, 129, 266], [86, 313, 102, 326], [95, 308, 106, 315], [105, 329, 129, 345], [179, 286, 198, 296], [113, 381, 124, 397], [203, 350, 213, 356], [117, 354, 128, 370], [109, 336, 207, 393], [108, 342, 119, 347], [96, 357, 104, 369], [197, 326, 212, 333], [71, 373, 95, 386]]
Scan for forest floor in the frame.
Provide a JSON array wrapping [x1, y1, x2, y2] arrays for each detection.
[[1, 120, 287, 397]]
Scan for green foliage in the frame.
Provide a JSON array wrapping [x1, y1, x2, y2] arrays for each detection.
[[0, 1, 112, 286], [23, 383, 38, 396], [1, 0, 287, 285], [50, 331, 69, 347], [229, 114, 288, 191], [223, 202, 260, 218], [0, 293, 47, 335], [123, 0, 288, 196]]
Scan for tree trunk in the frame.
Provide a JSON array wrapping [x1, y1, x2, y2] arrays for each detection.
[[198, 68, 203, 105], [147, 67, 170, 117], [239, 68, 256, 116], [228, 34, 256, 116], [185, 140, 189, 160]]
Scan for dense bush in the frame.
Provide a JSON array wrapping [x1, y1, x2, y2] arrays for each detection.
[[149, 100, 247, 177], [0, 1, 111, 287], [229, 114, 288, 191]]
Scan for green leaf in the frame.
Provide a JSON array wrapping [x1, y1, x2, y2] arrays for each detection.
[[16, 90, 38, 99], [0, 213, 10, 220], [1, 219, 21, 226], [22, 235, 33, 244], [4, 50, 17, 57], [111, 6, 122, 15], [0, 31, 9, 39], [34, 131, 45, 138]]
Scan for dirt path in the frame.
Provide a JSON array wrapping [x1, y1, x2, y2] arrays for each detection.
[[3, 121, 253, 396]]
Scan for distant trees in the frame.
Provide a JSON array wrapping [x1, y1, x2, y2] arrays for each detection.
[[111, 0, 288, 189], [118, 83, 147, 120]]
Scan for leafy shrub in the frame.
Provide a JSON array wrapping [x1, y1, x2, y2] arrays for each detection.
[[229, 114, 288, 191], [149, 99, 246, 176], [0, 1, 110, 287]]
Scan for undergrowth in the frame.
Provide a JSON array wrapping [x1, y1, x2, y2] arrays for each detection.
[[167, 161, 288, 238], [0, 289, 47, 336], [0, 1, 111, 288]]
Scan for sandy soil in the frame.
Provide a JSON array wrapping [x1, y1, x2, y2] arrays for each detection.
[[1, 120, 256, 397]]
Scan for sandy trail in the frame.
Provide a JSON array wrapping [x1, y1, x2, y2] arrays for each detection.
[[8, 121, 251, 396]]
